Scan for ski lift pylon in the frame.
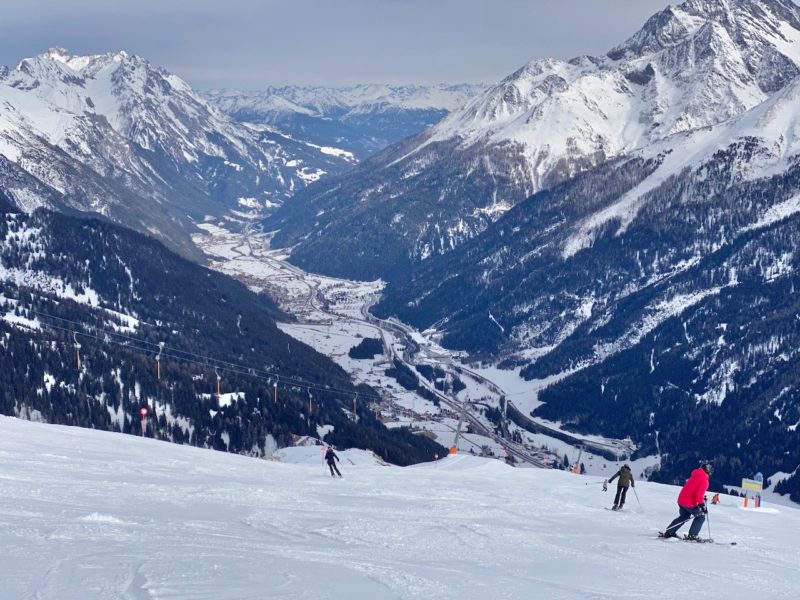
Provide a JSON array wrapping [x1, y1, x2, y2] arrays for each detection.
[[156, 342, 165, 381], [73, 332, 82, 371]]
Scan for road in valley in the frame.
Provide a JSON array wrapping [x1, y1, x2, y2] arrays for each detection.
[[197, 221, 634, 469]]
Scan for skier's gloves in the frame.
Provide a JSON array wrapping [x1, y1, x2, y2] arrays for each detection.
[[699, 503, 708, 514]]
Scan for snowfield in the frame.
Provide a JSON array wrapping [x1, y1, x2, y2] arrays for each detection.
[[0, 417, 797, 599]]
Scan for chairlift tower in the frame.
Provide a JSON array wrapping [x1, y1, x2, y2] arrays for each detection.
[[155, 342, 164, 381], [451, 400, 467, 454], [73, 333, 82, 371]]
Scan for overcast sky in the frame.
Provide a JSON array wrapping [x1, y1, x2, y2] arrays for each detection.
[[1, 0, 672, 89]]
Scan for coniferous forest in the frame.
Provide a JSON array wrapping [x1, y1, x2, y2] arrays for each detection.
[[0, 203, 445, 465]]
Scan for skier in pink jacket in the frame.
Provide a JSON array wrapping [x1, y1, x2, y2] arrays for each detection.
[[661, 463, 713, 540]]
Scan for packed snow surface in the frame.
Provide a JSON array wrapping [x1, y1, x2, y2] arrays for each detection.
[[0, 417, 797, 599]]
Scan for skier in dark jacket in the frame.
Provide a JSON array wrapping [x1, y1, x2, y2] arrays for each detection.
[[662, 463, 712, 540], [607, 464, 634, 510], [325, 447, 342, 478]]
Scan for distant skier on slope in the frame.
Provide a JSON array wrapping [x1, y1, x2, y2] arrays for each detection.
[[607, 464, 634, 510], [661, 463, 713, 540], [325, 447, 342, 478]]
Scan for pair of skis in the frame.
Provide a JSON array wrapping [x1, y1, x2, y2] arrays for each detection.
[[657, 532, 737, 545]]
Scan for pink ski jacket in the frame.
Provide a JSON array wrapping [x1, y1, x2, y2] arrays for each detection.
[[677, 467, 709, 508]]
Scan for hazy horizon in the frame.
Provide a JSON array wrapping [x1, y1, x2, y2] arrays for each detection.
[[1, 0, 672, 89]]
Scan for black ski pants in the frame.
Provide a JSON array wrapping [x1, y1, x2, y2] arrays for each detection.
[[665, 504, 705, 537], [328, 461, 341, 477], [613, 485, 629, 508]]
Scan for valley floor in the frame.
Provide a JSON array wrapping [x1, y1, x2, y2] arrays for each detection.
[[193, 221, 636, 473], [1, 417, 797, 599]]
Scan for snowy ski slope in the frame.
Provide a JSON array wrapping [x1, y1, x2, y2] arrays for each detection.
[[0, 416, 797, 599]]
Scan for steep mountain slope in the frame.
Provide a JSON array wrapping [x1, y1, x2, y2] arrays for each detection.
[[205, 84, 484, 159], [377, 68, 800, 347], [313, 1, 800, 493], [267, 0, 800, 280], [373, 69, 800, 493], [0, 203, 444, 464], [0, 49, 354, 258], [377, 153, 800, 484]]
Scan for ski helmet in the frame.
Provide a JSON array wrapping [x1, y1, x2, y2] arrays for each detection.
[[702, 463, 714, 476]]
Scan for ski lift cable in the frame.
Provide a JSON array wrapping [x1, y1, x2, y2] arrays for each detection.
[[44, 320, 374, 400], [31, 310, 336, 385], [26, 312, 386, 404], [32, 309, 385, 368], [34, 320, 385, 404], [32, 310, 334, 385]]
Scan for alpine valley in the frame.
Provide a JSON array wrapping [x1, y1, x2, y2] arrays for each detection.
[[3, 3, 800, 598], [2, 0, 800, 504], [0, 193, 445, 465], [266, 0, 800, 499], [0, 50, 454, 467]]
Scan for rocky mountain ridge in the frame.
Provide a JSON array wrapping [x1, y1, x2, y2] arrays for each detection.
[[266, 0, 800, 280], [0, 48, 355, 258]]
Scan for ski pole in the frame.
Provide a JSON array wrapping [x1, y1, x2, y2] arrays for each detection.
[[668, 507, 707, 535], [665, 516, 694, 535], [584, 479, 609, 491], [705, 509, 712, 540], [632, 486, 643, 511]]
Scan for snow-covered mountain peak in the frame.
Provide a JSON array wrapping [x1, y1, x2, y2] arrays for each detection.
[[43, 46, 73, 63], [16, 48, 138, 82], [43, 47, 134, 68], [3, 48, 232, 156], [609, 0, 800, 61], [10, 49, 173, 108], [422, 0, 800, 193], [205, 83, 487, 158], [206, 83, 486, 119], [0, 49, 358, 258], [606, 7, 690, 61], [14, 51, 84, 88]]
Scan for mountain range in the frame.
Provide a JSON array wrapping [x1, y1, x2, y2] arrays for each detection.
[[3, 1, 800, 496], [266, 0, 800, 498], [267, 0, 800, 279], [0, 48, 357, 259], [205, 84, 485, 159], [0, 48, 474, 468]]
